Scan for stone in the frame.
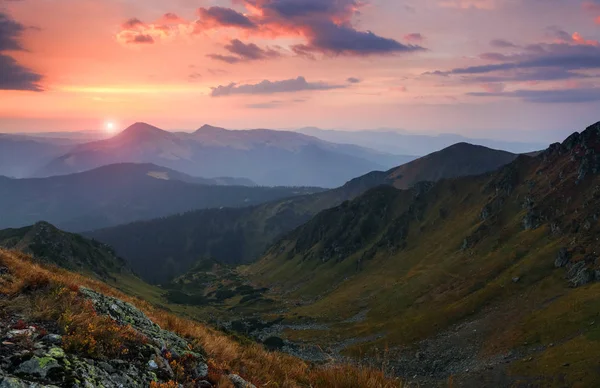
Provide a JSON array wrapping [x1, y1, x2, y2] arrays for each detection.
[[47, 347, 65, 359], [555, 248, 571, 268], [148, 360, 158, 370], [41, 334, 62, 345], [196, 362, 209, 378], [16, 356, 60, 379], [512, 277, 520, 283], [229, 374, 257, 388], [566, 261, 595, 287]]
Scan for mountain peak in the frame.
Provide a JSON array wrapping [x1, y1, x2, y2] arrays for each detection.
[[117, 122, 168, 140], [195, 124, 227, 134]]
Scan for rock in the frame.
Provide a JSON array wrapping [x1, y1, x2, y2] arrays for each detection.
[[46, 348, 65, 359], [16, 356, 60, 378], [512, 277, 520, 283], [0, 377, 28, 388], [41, 334, 62, 345], [148, 360, 159, 370], [228, 374, 257, 388], [263, 336, 285, 351], [522, 211, 541, 230], [196, 362, 209, 378], [555, 248, 571, 268], [566, 261, 595, 287], [6, 328, 36, 339]]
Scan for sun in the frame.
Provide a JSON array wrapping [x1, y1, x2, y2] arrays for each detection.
[[104, 121, 117, 134]]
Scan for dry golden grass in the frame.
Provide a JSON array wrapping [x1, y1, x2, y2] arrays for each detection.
[[0, 248, 401, 387]]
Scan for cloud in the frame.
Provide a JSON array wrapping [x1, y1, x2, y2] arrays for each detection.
[[347, 77, 361, 83], [428, 42, 600, 84], [208, 39, 281, 63], [404, 33, 425, 43], [206, 54, 243, 64], [0, 12, 43, 91], [490, 39, 518, 48], [210, 76, 344, 96], [196, 6, 256, 30], [120, 0, 425, 57], [468, 87, 600, 103], [547, 27, 599, 47]]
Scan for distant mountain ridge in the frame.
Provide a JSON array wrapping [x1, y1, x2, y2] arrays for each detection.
[[0, 163, 323, 231], [34, 122, 416, 187], [297, 127, 546, 155], [89, 142, 519, 283]]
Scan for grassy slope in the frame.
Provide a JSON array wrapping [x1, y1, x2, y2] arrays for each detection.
[[0, 248, 402, 387], [246, 123, 600, 386]]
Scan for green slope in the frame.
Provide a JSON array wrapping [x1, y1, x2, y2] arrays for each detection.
[[244, 122, 600, 386], [0, 221, 130, 281]]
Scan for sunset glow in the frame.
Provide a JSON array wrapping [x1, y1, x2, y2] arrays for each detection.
[[0, 0, 598, 140]]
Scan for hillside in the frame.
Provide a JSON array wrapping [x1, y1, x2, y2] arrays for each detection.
[[385, 142, 517, 189], [89, 143, 519, 285], [244, 121, 600, 386], [0, 249, 398, 387], [0, 221, 129, 280], [0, 163, 322, 231], [34, 122, 415, 187]]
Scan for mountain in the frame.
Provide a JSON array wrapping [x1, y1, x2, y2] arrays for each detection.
[[243, 121, 600, 386], [35, 122, 416, 187], [88, 142, 517, 284], [0, 163, 323, 231], [297, 127, 546, 156], [385, 142, 517, 189], [0, 134, 73, 178], [0, 221, 129, 280]]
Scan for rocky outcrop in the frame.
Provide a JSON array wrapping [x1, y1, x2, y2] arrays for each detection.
[[0, 288, 211, 387]]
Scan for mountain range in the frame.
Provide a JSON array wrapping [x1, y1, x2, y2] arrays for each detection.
[[241, 121, 600, 386], [88, 142, 518, 283], [0, 163, 322, 231], [33, 123, 416, 187], [297, 127, 547, 156]]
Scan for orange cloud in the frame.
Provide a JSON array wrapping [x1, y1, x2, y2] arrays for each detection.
[[571, 32, 599, 46]]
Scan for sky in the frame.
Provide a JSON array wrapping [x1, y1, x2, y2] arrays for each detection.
[[0, 0, 599, 142]]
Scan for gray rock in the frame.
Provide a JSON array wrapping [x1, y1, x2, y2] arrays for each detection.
[[148, 360, 158, 370], [41, 334, 62, 345], [229, 374, 257, 388], [567, 262, 595, 287], [197, 362, 209, 378], [555, 248, 571, 268], [16, 356, 60, 378]]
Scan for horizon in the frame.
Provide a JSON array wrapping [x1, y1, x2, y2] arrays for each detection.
[[1, 1, 599, 141]]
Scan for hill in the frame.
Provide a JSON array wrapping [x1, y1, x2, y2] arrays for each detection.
[[0, 221, 129, 280], [243, 121, 600, 386], [89, 143, 518, 284], [385, 142, 517, 189], [35, 122, 415, 187], [0, 163, 322, 231]]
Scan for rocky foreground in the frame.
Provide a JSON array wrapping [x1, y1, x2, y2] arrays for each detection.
[[0, 285, 254, 388]]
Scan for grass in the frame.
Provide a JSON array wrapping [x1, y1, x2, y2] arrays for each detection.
[[0, 248, 402, 387]]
